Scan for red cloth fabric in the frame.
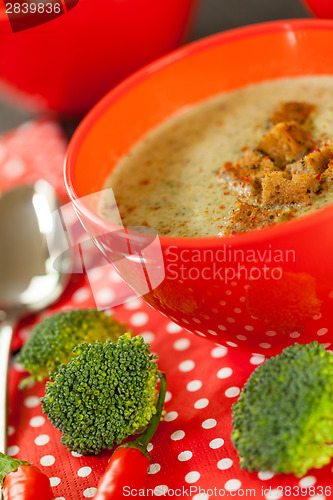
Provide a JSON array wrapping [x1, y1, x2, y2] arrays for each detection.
[[1, 120, 331, 500]]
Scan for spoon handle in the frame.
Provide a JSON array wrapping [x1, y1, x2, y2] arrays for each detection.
[[0, 321, 14, 455]]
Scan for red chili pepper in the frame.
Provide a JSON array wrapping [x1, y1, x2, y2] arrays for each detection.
[[94, 446, 149, 499], [0, 453, 53, 500], [94, 371, 167, 500]]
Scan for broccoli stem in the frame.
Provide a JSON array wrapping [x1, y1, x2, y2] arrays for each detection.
[[120, 371, 167, 460], [138, 371, 167, 447]]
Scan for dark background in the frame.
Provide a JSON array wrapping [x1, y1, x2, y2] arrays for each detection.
[[0, 0, 310, 135]]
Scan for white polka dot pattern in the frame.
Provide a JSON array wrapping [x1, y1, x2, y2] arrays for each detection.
[[24, 396, 40, 408], [211, 346, 228, 358], [186, 380, 202, 392], [217, 458, 233, 470], [166, 322, 182, 334], [141, 331, 155, 343], [179, 360, 195, 372], [123, 297, 143, 310], [258, 471, 274, 480], [250, 355, 266, 365], [40, 455, 56, 466], [34, 434, 50, 446], [71, 451, 83, 458], [164, 391, 172, 402], [7, 445, 19, 456], [50, 477, 61, 487], [209, 438, 224, 449], [225, 386, 240, 398], [0, 114, 327, 500], [178, 450, 192, 461], [170, 430, 185, 441], [299, 475, 316, 487], [83, 487, 97, 498], [130, 312, 149, 326], [173, 338, 191, 350], [8, 294, 330, 499], [225, 478, 242, 491], [202, 418, 217, 429], [185, 471, 200, 484], [29, 416, 45, 428], [78, 467, 92, 478], [194, 398, 209, 409], [217, 367, 233, 379], [148, 463, 161, 474], [154, 485, 168, 496], [164, 411, 178, 422], [95, 288, 115, 306], [72, 287, 90, 303], [8, 296, 330, 500]]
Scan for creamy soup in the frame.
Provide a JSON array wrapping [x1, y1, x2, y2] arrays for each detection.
[[99, 76, 333, 237]]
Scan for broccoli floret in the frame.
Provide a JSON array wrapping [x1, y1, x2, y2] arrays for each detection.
[[232, 342, 333, 477], [16, 309, 126, 386], [41, 333, 159, 455]]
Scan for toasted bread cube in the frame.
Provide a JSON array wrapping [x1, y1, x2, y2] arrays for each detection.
[[218, 149, 277, 193], [287, 144, 333, 175], [262, 171, 288, 206], [321, 160, 333, 186], [219, 149, 261, 182], [256, 121, 310, 167], [225, 201, 276, 234], [271, 101, 315, 126], [262, 171, 320, 206]]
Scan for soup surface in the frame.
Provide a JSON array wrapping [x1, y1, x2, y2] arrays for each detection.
[[99, 76, 333, 237]]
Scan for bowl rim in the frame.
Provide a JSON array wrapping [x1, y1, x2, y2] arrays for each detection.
[[65, 18, 333, 249]]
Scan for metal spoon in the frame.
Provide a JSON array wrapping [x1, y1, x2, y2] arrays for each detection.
[[0, 181, 71, 458]]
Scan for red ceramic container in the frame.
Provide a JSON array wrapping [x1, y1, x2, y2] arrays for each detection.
[[302, 0, 333, 19], [0, 0, 196, 116], [65, 19, 333, 355]]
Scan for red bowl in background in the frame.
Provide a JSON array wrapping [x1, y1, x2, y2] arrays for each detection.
[[302, 0, 333, 18], [0, 0, 196, 116], [65, 19, 333, 355]]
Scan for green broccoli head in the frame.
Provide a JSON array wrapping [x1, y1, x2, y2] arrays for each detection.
[[232, 341, 333, 477], [41, 333, 159, 455], [16, 309, 126, 386]]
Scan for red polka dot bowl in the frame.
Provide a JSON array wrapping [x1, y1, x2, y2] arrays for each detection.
[[65, 19, 333, 355]]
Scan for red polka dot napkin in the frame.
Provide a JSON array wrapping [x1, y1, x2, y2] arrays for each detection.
[[2, 120, 332, 500], [0, 119, 68, 200]]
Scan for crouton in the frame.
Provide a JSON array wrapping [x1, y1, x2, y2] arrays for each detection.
[[271, 101, 315, 126], [321, 160, 333, 186], [262, 171, 320, 207], [218, 149, 277, 193], [287, 143, 333, 175], [256, 121, 311, 167], [225, 201, 279, 234]]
